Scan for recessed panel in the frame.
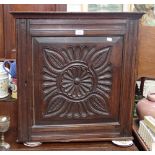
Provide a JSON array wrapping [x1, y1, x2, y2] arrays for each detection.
[[32, 37, 123, 125]]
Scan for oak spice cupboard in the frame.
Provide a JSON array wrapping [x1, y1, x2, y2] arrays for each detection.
[[12, 12, 143, 142]]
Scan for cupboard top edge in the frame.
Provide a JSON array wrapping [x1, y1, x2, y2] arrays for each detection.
[[10, 11, 144, 20]]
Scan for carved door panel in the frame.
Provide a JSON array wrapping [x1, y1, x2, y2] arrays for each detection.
[[28, 36, 123, 142]]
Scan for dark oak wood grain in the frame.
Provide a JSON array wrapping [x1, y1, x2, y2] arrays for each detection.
[[12, 12, 143, 143]]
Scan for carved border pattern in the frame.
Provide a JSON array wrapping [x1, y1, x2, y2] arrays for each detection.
[[42, 45, 112, 119]]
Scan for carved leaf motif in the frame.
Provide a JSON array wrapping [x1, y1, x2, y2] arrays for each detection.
[[45, 95, 108, 118], [88, 95, 108, 115], [44, 49, 66, 70], [45, 97, 66, 116], [42, 45, 112, 119], [88, 47, 110, 69]]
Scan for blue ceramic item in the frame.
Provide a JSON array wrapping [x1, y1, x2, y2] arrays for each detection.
[[3, 61, 16, 78]]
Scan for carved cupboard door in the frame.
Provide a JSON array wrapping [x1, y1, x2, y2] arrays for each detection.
[[14, 13, 143, 142]]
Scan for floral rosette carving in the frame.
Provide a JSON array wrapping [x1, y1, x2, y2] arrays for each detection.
[[61, 66, 93, 99]]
